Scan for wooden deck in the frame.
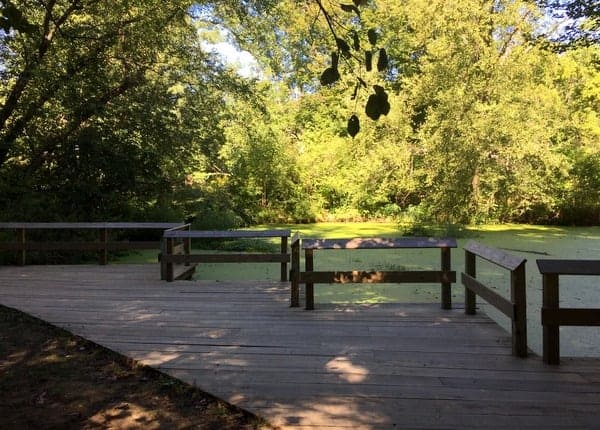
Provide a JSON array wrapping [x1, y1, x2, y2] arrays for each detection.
[[1, 264, 599, 429]]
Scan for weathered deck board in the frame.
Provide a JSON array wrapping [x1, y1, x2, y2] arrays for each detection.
[[1, 264, 599, 429]]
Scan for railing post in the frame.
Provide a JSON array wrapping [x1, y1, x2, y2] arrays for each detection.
[[280, 235, 288, 282], [441, 247, 452, 309], [543, 273, 560, 364], [184, 224, 191, 266], [166, 237, 174, 282], [290, 235, 300, 307], [99, 228, 108, 265], [160, 236, 167, 280], [17, 227, 26, 266], [465, 249, 476, 315], [305, 248, 314, 310], [511, 262, 528, 358]]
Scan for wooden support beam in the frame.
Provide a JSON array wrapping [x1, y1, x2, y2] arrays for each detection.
[[300, 270, 456, 284], [462, 273, 514, 319], [511, 263, 528, 358], [542, 273, 560, 365], [280, 235, 288, 282], [17, 227, 25, 266], [290, 234, 300, 308], [464, 250, 477, 315], [441, 247, 452, 310], [99, 228, 108, 265], [305, 248, 314, 310]]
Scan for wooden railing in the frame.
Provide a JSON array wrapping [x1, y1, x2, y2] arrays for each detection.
[[461, 241, 528, 358], [161, 229, 291, 282], [161, 224, 194, 281], [536, 259, 600, 365], [0, 222, 183, 265], [291, 237, 457, 310]]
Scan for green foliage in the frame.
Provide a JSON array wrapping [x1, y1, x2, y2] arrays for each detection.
[[1, 0, 598, 227]]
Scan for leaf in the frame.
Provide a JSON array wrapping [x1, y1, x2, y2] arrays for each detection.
[[367, 29, 378, 46], [377, 48, 388, 72], [366, 94, 382, 120], [365, 87, 391, 120], [320, 67, 340, 86], [331, 51, 339, 69], [365, 50, 372, 72], [352, 31, 360, 51], [336, 38, 351, 57], [340, 4, 360, 16], [347, 115, 360, 137]]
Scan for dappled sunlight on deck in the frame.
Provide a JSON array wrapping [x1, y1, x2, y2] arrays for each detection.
[[1, 264, 599, 429]]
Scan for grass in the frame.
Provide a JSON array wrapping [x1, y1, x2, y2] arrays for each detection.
[[0, 305, 270, 430]]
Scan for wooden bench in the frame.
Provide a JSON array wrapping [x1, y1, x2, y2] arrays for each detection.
[[0, 222, 183, 265], [290, 236, 457, 310], [461, 241, 528, 357], [536, 259, 600, 364], [161, 229, 291, 282]]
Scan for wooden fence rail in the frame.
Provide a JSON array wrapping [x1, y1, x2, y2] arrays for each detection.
[[536, 259, 600, 365], [0, 222, 183, 265], [161, 229, 291, 282], [461, 241, 528, 358], [291, 237, 457, 310]]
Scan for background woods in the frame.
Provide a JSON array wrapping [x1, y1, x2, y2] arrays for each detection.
[[1, 0, 598, 226]]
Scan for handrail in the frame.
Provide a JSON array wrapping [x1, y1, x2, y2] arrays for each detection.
[[0, 222, 182, 229], [161, 229, 291, 282], [461, 241, 528, 358], [161, 224, 192, 281], [292, 236, 456, 310], [536, 259, 600, 364], [0, 222, 185, 266]]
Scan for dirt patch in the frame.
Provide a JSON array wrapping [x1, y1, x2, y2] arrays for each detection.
[[0, 305, 273, 429]]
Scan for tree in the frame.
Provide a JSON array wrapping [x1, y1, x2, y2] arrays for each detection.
[[0, 0, 260, 222]]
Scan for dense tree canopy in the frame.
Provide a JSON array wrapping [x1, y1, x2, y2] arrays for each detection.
[[1, 0, 599, 226]]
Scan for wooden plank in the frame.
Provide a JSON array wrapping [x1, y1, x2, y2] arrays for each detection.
[[163, 229, 291, 239], [463, 241, 526, 271], [2, 264, 600, 430], [0, 241, 162, 251], [173, 264, 196, 281], [163, 253, 290, 264], [542, 308, 600, 326], [300, 270, 456, 284], [302, 237, 457, 250], [461, 273, 514, 319], [536, 259, 600, 276]]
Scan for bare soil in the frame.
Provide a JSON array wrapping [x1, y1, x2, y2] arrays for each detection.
[[0, 305, 272, 429]]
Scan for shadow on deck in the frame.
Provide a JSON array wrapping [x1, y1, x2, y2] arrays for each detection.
[[0, 264, 599, 429]]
